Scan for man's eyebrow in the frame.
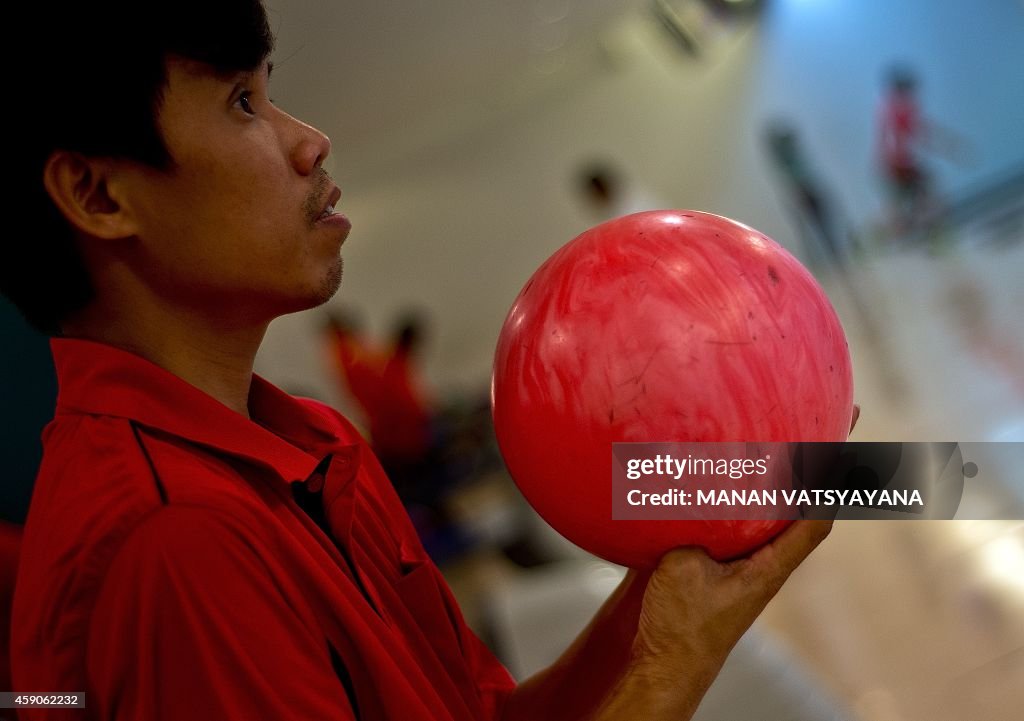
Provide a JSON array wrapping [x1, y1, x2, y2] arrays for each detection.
[[226, 60, 271, 84]]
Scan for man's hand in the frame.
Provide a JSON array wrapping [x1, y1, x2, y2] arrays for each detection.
[[511, 406, 860, 721], [593, 404, 858, 720], [593, 520, 833, 721], [634, 520, 832, 676]]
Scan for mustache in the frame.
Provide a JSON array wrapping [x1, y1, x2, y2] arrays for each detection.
[[303, 167, 333, 223]]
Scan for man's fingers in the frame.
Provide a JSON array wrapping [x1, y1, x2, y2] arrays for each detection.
[[748, 519, 833, 586], [657, 519, 833, 593], [656, 546, 718, 581]]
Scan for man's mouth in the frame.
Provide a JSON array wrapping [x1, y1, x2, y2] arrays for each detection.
[[315, 186, 344, 222], [314, 185, 351, 233]]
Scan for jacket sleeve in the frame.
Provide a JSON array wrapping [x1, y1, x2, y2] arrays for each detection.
[[86, 504, 357, 721]]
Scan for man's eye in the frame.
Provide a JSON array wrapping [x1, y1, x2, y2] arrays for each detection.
[[238, 91, 255, 115]]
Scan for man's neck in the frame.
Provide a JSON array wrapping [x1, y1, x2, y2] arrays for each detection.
[[63, 303, 268, 419]]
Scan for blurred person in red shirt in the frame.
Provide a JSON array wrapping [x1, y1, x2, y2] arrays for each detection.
[[327, 311, 433, 464], [878, 65, 969, 241]]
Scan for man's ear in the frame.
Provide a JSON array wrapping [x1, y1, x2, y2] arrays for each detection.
[[42, 150, 140, 241]]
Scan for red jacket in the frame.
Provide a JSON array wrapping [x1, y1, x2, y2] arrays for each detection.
[[12, 339, 514, 720]]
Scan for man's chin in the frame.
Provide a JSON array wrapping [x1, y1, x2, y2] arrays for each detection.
[[271, 257, 344, 318], [310, 256, 344, 308], [322, 256, 344, 301], [266, 256, 342, 317]]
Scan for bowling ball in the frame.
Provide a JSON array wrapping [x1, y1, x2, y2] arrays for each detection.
[[491, 210, 853, 567]]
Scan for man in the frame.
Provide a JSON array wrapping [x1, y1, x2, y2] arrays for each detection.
[[7, 2, 839, 719]]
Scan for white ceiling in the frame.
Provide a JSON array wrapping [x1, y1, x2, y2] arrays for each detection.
[[265, 0, 650, 176]]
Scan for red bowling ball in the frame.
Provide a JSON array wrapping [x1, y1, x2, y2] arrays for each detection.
[[491, 210, 854, 567]]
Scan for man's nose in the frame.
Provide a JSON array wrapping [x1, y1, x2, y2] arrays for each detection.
[[289, 115, 332, 176]]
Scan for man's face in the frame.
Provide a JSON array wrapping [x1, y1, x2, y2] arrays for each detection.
[[120, 57, 350, 322]]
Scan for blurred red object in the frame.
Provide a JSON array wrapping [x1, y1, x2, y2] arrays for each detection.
[[326, 316, 432, 461]]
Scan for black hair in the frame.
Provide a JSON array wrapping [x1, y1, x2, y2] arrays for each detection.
[[393, 311, 427, 354], [579, 163, 619, 205], [887, 65, 918, 93], [7, 1, 274, 334]]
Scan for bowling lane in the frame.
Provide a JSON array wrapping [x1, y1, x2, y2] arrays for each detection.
[[758, 520, 1024, 721], [827, 242, 1024, 445], [757, 202, 1023, 721]]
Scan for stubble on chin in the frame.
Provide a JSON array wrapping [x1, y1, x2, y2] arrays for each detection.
[[315, 255, 344, 306], [280, 256, 343, 317]]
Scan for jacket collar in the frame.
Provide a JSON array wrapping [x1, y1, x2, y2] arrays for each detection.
[[52, 338, 341, 484]]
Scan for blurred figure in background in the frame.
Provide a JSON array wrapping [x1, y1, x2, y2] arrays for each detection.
[[877, 65, 969, 244], [764, 121, 850, 271], [325, 309, 470, 559], [325, 308, 434, 481], [376, 312, 434, 466], [324, 308, 380, 433], [763, 121, 912, 402], [576, 161, 663, 221], [326, 311, 431, 453]]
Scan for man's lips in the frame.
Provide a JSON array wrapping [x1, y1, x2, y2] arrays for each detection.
[[315, 185, 351, 232], [316, 185, 342, 219]]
